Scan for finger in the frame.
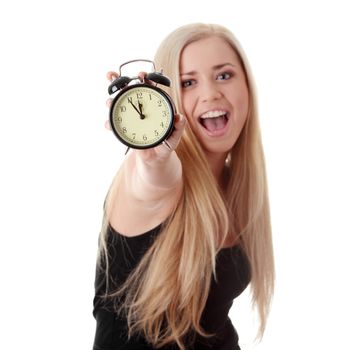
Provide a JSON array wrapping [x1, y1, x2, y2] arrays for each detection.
[[107, 71, 119, 82], [106, 98, 113, 107], [138, 71, 147, 82], [138, 71, 155, 85], [104, 120, 111, 130], [164, 114, 186, 150], [174, 114, 186, 130]]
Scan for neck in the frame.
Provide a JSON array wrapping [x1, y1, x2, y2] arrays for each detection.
[[205, 151, 228, 189]]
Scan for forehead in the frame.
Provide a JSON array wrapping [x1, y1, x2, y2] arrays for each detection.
[[180, 36, 241, 73]]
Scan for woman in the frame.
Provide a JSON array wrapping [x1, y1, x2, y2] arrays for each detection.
[[93, 23, 274, 350]]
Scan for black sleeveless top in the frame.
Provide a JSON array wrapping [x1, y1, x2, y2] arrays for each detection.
[[93, 224, 251, 350]]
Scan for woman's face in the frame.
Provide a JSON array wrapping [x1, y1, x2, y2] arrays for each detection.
[[180, 36, 249, 156]]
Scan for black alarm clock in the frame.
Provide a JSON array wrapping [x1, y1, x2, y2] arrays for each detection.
[[108, 59, 176, 150]]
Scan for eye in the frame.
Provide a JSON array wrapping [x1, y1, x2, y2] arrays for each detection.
[[181, 79, 195, 88], [217, 72, 233, 80]]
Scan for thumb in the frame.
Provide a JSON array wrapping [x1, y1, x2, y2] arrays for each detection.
[[165, 114, 187, 150]]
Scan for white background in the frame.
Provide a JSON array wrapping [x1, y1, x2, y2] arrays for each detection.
[[0, 0, 349, 349]]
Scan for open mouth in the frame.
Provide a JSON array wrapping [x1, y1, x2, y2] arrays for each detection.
[[199, 110, 229, 133]]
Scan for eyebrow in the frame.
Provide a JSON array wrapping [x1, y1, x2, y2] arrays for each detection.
[[180, 63, 236, 76]]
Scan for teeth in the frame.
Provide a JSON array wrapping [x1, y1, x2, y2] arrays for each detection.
[[200, 110, 227, 119]]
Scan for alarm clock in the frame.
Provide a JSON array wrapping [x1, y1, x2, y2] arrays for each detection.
[[108, 59, 176, 150]]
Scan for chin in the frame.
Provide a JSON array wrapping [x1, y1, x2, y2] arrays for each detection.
[[201, 140, 235, 156]]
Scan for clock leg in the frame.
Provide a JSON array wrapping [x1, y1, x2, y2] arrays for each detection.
[[162, 140, 172, 151]]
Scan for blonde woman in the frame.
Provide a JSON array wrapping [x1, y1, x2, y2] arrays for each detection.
[[93, 23, 274, 350]]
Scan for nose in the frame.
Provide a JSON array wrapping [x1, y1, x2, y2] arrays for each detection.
[[200, 80, 222, 102]]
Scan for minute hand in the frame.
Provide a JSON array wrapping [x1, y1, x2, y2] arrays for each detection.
[[129, 100, 142, 116]]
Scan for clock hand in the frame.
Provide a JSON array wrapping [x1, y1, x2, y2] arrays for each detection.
[[129, 100, 141, 115], [129, 100, 145, 120], [138, 101, 146, 119]]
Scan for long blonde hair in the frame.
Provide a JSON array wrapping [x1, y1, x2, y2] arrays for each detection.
[[98, 23, 274, 349]]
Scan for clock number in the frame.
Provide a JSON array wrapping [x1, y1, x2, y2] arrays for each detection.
[[160, 122, 164, 128], [116, 116, 122, 122], [122, 127, 127, 133], [154, 130, 159, 137], [143, 134, 148, 141], [137, 92, 143, 99], [132, 133, 136, 140], [127, 97, 133, 103], [157, 99, 162, 107], [149, 94, 152, 100], [120, 106, 126, 113], [162, 110, 167, 117]]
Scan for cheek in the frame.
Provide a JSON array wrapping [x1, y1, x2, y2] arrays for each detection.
[[181, 92, 191, 114], [181, 93, 197, 125], [232, 88, 249, 122]]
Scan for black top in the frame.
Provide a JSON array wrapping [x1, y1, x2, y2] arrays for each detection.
[[93, 225, 251, 350]]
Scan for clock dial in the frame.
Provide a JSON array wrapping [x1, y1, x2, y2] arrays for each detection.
[[110, 84, 174, 149]]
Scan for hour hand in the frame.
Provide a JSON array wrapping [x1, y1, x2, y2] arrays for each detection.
[[138, 101, 145, 119]]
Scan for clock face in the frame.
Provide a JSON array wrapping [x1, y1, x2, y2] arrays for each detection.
[[110, 84, 175, 149]]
